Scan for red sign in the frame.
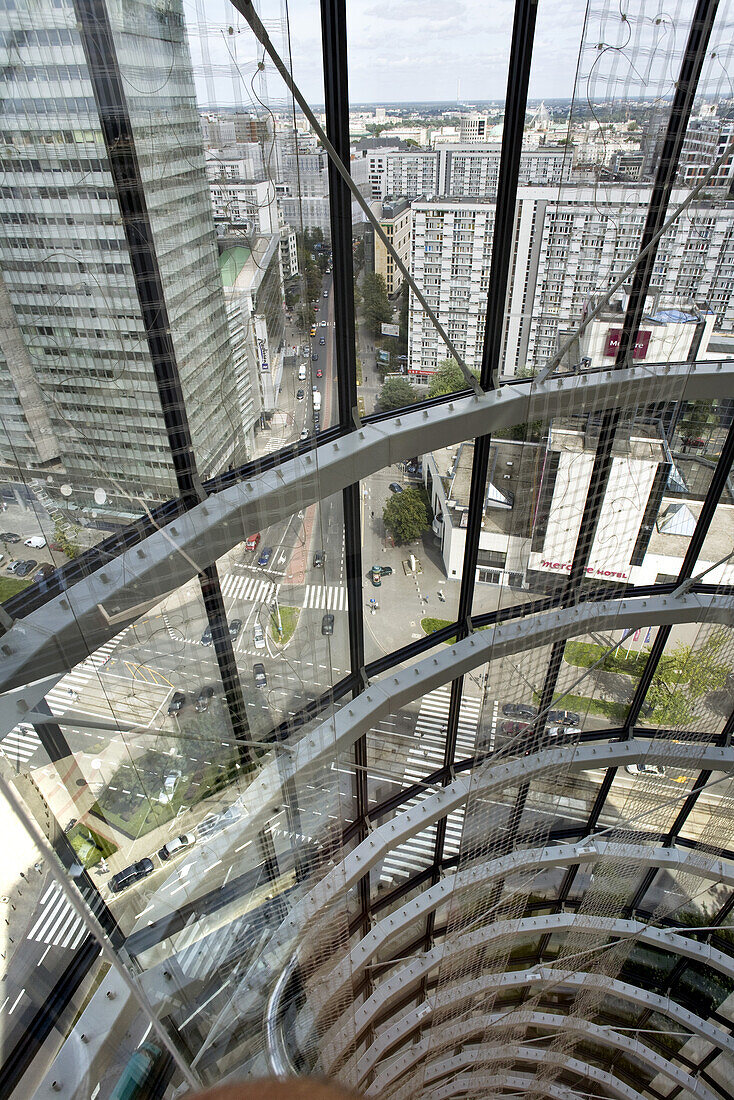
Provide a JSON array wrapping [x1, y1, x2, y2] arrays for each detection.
[[540, 559, 629, 581], [604, 328, 651, 359]]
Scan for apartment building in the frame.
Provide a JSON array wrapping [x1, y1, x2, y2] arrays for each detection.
[[372, 198, 412, 296], [408, 187, 734, 378]]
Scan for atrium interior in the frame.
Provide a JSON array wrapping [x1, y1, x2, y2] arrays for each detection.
[[1, 0, 734, 1098]]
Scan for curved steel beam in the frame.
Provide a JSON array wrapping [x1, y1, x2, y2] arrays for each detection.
[[0, 359, 731, 693], [429, 1073, 588, 1100], [320, 912, 734, 1071], [349, 966, 734, 1088], [384, 1045, 643, 1100], [303, 841, 734, 1032], [367, 1010, 715, 1100], [103, 589, 734, 911]]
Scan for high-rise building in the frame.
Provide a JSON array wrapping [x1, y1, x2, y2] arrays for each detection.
[[0, 0, 246, 522]]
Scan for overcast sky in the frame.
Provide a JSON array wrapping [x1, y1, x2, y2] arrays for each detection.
[[184, 0, 724, 109]]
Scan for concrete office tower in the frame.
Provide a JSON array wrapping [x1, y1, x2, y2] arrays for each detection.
[[408, 188, 734, 379], [0, 0, 245, 521]]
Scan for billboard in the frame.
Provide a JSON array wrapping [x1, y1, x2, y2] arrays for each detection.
[[381, 323, 400, 337], [604, 328, 651, 359]]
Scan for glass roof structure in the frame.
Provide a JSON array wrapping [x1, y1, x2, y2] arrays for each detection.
[[0, 0, 734, 1097]]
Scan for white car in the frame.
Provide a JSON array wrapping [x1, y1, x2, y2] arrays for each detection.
[[24, 535, 46, 549], [158, 833, 195, 861], [253, 622, 265, 650], [319, 320, 327, 327], [626, 763, 665, 777], [546, 725, 581, 738]]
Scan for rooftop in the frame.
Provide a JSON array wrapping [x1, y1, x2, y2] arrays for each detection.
[[219, 246, 252, 287]]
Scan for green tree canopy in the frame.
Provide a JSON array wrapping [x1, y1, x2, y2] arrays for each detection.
[[427, 359, 477, 398], [679, 400, 714, 441], [378, 376, 419, 411], [362, 271, 392, 336], [646, 629, 730, 724], [383, 486, 431, 545]]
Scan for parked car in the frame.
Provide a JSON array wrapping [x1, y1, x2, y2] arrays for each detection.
[[300, 428, 309, 440], [195, 685, 215, 712], [229, 618, 242, 641], [545, 725, 581, 738], [502, 702, 537, 720], [371, 563, 393, 585], [319, 336, 325, 345], [109, 858, 154, 894], [313, 551, 324, 568], [316, 368, 323, 377], [0, 554, 4, 566], [245, 533, 261, 552], [296, 388, 305, 401], [167, 691, 187, 716], [321, 613, 334, 636], [547, 709, 580, 727], [6, 560, 21, 574], [253, 662, 267, 688], [24, 535, 46, 549], [626, 763, 665, 777], [0, 532, 20, 543], [388, 482, 403, 493], [33, 563, 55, 583], [200, 624, 213, 646], [253, 622, 265, 650], [158, 834, 195, 861], [500, 720, 530, 737], [15, 559, 37, 576], [309, 327, 317, 336], [258, 546, 273, 567]]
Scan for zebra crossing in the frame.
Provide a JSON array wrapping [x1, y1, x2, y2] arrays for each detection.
[[27, 881, 87, 951], [0, 630, 128, 770], [302, 584, 347, 610], [380, 688, 483, 885], [220, 574, 277, 604], [174, 915, 260, 981]]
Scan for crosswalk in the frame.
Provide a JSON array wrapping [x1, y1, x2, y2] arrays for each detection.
[[27, 881, 87, 951], [302, 584, 347, 610], [380, 688, 483, 885], [220, 574, 277, 604], [0, 630, 128, 770]]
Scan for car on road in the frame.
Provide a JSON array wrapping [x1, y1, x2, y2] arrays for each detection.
[[313, 551, 324, 568], [0, 533, 20, 543], [167, 691, 187, 715], [309, 326, 317, 337], [323, 290, 329, 297], [388, 482, 403, 493], [6, 560, 21, 574], [500, 720, 530, 737], [253, 622, 265, 649], [626, 762, 665, 777], [316, 368, 322, 377], [319, 320, 327, 327], [502, 702, 538, 720], [158, 834, 195, 861], [15, 559, 37, 576], [296, 388, 305, 401], [301, 345, 310, 356], [110, 858, 154, 894], [33, 563, 55, 583], [547, 709, 580, 727], [258, 546, 272, 567], [300, 428, 309, 440], [195, 685, 215, 712], [253, 662, 267, 688], [312, 353, 319, 361], [321, 613, 334, 636], [24, 535, 46, 548], [200, 624, 213, 646], [245, 533, 261, 552], [229, 618, 242, 641], [319, 336, 325, 345]]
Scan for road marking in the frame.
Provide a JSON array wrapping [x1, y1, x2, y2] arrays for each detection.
[[8, 990, 25, 1015], [303, 584, 347, 610], [37, 946, 51, 967], [27, 882, 87, 949]]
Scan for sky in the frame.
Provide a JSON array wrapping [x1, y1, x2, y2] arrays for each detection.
[[183, 0, 728, 110]]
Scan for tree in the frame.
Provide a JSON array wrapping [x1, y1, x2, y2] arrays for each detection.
[[427, 359, 477, 399], [383, 487, 431, 545], [679, 400, 713, 443], [646, 630, 729, 723], [295, 303, 314, 332], [361, 272, 392, 336], [53, 517, 81, 559], [378, 376, 419, 411]]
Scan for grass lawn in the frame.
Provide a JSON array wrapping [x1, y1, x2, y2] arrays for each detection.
[[563, 638, 648, 678], [0, 576, 31, 602], [421, 618, 492, 644], [270, 605, 299, 644], [67, 823, 117, 868]]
